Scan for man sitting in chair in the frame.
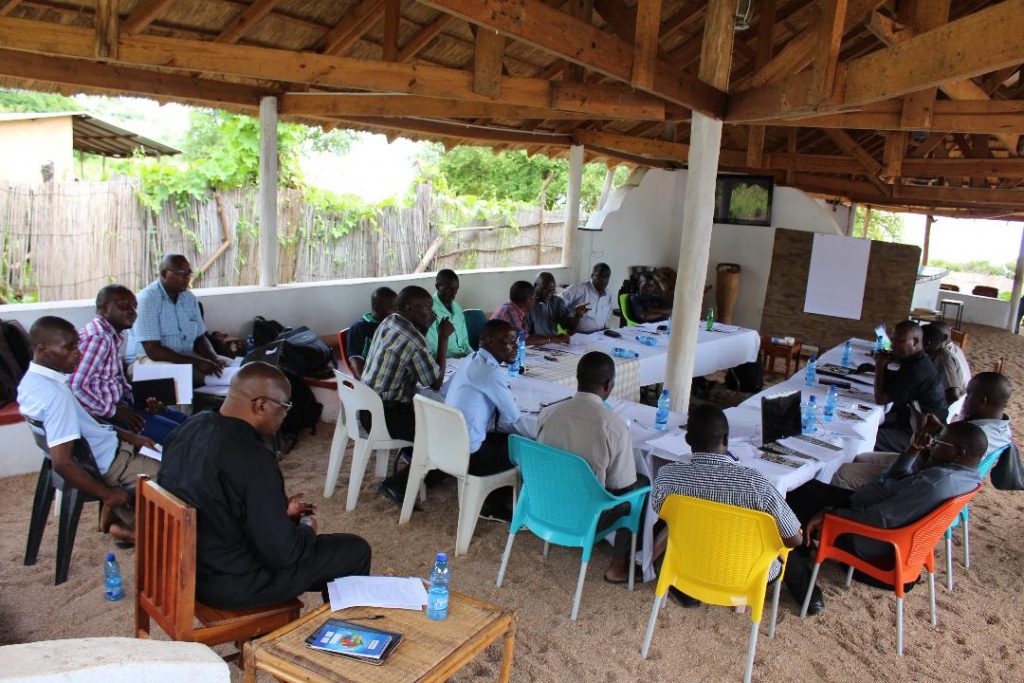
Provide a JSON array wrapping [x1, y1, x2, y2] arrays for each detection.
[[344, 286, 397, 379], [445, 319, 522, 521], [18, 316, 158, 545], [424, 269, 473, 359], [627, 273, 673, 323], [559, 263, 613, 333], [923, 321, 971, 406], [538, 351, 646, 584], [491, 281, 544, 344], [527, 271, 588, 344], [784, 420, 986, 615], [651, 405, 802, 607], [158, 362, 372, 610]]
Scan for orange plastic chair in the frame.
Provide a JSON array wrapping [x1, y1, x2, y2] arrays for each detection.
[[640, 496, 791, 683], [337, 327, 357, 378], [799, 485, 982, 656]]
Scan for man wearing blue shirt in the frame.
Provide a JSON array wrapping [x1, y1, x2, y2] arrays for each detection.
[[126, 254, 226, 386], [445, 319, 521, 520]]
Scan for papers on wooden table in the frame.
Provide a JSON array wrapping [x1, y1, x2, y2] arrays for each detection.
[[328, 576, 428, 612]]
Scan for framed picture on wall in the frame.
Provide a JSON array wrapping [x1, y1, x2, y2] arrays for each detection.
[[714, 175, 773, 227]]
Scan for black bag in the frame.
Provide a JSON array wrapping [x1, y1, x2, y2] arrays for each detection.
[[725, 355, 765, 393], [252, 316, 286, 347], [991, 440, 1024, 490], [0, 319, 31, 406], [240, 341, 323, 452], [278, 326, 334, 378]]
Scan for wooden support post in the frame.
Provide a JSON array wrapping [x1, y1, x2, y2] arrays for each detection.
[[473, 28, 506, 99], [664, 0, 736, 415], [562, 145, 584, 276], [95, 0, 118, 59], [1007, 226, 1024, 331], [258, 96, 278, 288], [382, 0, 400, 61], [861, 205, 872, 238], [921, 213, 933, 265], [809, 0, 848, 104], [631, 0, 662, 90], [745, 0, 774, 169], [881, 131, 906, 183]]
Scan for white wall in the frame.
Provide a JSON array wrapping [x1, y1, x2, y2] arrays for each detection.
[[577, 169, 849, 331], [936, 291, 1012, 328]]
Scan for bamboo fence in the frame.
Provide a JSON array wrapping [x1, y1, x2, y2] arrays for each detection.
[[0, 179, 572, 303]]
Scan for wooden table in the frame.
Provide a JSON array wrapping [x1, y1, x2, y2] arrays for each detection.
[[243, 592, 516, 683]]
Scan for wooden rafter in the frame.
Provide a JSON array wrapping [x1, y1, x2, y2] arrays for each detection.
[[215, 0, 281, 44], [319, 0, 385, 56], [473, 28, 506, 99], [382, 0, 401, 61], [0, 0, 23, 16], [765, 99, 1024, 135], [278, 93, 625, 120], [396, 13, 452, 62], [631, 0, 663, 90], [95, 0, 118, 59], [809, 0, 848, 104], [896, 0, 950, 130], [120, 0, 174, 34]]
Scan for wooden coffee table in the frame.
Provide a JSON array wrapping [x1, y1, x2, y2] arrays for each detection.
[[243, 592, 516, 682]]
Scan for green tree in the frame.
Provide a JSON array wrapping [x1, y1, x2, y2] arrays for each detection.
[[0, 88, 82, 113], [853, 206, 904, 242]]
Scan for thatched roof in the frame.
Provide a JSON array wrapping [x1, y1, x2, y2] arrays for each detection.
[[0, 0, 1022, 218]]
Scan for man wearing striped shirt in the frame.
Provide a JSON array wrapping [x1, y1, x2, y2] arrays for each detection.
[[651, 405, 804, 608]]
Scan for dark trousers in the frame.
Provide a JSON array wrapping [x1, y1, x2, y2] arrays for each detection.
[[367, 401, 446, 494], [469, 432, 516, 512], [597, 474, 650, 558], [874, 422, 913, 453], [197, 533, 372, 610]]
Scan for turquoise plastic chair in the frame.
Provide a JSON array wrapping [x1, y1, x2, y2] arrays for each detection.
[[495, 435, 651, 621], [943, 445, 1008, 590], [464, 308, 486, 350]]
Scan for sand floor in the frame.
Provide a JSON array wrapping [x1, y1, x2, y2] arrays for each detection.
[[1, 322, 1021, 682]]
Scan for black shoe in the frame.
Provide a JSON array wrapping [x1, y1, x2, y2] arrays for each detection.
[[668, 586, 701, 608], [378, 481, 404, 506], [803, 587, 825, 616]]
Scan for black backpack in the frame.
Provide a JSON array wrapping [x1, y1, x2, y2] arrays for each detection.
[[252, 316, 286, 347], [725, 355, 765, 393], [278, 327, 335, 378], [240, 340, 323, 452], [0, 319, 31, 406]]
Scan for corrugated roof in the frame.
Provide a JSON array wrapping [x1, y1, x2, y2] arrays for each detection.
[[0, 111, 179, 157]]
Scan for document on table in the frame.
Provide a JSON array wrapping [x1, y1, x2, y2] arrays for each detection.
[[199, 365, 241, 387], [132, 363, 193, 405], [328, 576, 428, 612], [645, 431, 689, 457], [139, 444, 163, 462]]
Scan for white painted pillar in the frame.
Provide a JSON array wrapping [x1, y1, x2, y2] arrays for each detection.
[[1006, 224, 1024, 331], [561, 144, 584, 277], [597, 166, 615, 210], [664, 112, 724, 414], [258, 96, 278, 288]]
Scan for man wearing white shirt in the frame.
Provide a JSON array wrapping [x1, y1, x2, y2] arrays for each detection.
[[445, 319, 521, 520], [560, 263, 613, 333]]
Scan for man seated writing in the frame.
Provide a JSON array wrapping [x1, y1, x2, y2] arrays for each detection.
[[560, 263, 613, 333], [158, 362, 372, 610], [872, 320, 947, 452], [344, 286, 397, 378], [833, 372, 1012, 490], [19, 316, 157, 545], [651, 405, 802, 606], [527, 271, 588, 344], [125, 254, 227, 387], [627, 272, 673, 323], [785, 420, 986, 614], [538, 351, 647, 584], [69, 284, 187, 443], [425, 269, 473, 358], [922, 321, 971, 405], [362, 286, 452, 503], [445, 319, 522, 521]]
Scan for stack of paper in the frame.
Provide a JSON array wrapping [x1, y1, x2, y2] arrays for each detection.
[[645, 432, 689, 457], [327, 576, 428, 612]]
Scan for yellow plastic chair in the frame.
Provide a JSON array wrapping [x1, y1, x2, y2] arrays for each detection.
[[640, 495, 791, 683]]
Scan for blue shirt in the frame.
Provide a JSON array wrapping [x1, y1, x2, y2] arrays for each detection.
[[17, 362, 119, 475], [445, 349, 521, 453], [126, 280, 207, 362]]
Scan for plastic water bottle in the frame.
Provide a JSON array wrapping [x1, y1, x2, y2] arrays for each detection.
[[874, 335, 883, 354], [802, 396, 819, 435], [841, 340, 853, 368], [804, 354, 817, 386], [515, 330, 526, 372], [655, 389, 670, 431], [245, 334, 256, 353], [823, 385, 838, 423], [104, 552, 124, 602], [426, 553, 450, 621], [612, 347, 639, 359], [705, 306, 715, 331], [635, 335, 658, 346]]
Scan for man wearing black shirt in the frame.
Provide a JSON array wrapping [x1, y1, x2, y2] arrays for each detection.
[[159, 362, 371, 610], [873, 320, 948, 452]]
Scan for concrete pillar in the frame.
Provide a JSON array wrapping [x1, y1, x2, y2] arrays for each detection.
[[258, 96, 278, 288], [561, 144, 584, 279], [1006, 225, 1024, 332], [664, 112, 724, 414]]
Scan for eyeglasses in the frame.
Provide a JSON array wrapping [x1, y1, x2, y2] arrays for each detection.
[[251, 396, 293, 412], [929, 435, 964, 455], [168, 268, 193, 277]]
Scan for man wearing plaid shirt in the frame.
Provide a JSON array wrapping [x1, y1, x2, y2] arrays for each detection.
[[70, 285, 187, 443], [361, 285, 453, 504]]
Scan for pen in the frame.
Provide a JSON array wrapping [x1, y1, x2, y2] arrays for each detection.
[[347, 614, 385, 621]]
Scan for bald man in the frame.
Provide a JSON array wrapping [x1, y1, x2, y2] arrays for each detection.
[[872, 320, 947, 452], [159, 362, 371, 610], [18, 316, 158, 545], [126, 253, 227, 387]]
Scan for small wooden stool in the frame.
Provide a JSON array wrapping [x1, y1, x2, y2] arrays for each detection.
[[761, 338, 802, 379]]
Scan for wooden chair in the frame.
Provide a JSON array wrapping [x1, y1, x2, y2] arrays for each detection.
[[336, 327, 357, 378], [134, 475, 301, 653], [971, 285, 998, 298], [950, 328, 969, 352], [993, 358, 1005, 374]]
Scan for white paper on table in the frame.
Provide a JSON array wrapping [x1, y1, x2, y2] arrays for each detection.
[[228, 356, 243, 367], [132, 363, 193, 405], [139, 444, 163, 462], [803, 233, 871, 320], [645, 431, 689, 457], [200, 365, 241, 387], [327, 576, 428, 612]]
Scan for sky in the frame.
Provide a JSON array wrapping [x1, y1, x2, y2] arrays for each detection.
[[898, 213, 1024, 265]]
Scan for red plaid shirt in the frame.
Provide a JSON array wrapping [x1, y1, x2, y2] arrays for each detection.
[[491, 302, 529, 334], [69, 316, 131, 418]]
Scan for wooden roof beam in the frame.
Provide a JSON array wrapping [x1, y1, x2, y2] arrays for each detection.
[[95, 0, 117, 59], [396, 13, 452, 62], [473, 28, 506, 99], [382, 0, 400, 61], [215, 0, 281, 44], [778, 99, 1024, 135], [278, 94, 624, 121], [319, 0, 385, 56], [419, 0, 727, 117], [120, 0, 173, 34], [631, 0, 662, 90], [896, 0, 950, 130]]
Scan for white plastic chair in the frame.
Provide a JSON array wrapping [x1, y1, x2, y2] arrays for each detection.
[[322, 370, 413, 510], [399, 394, 519, 555]]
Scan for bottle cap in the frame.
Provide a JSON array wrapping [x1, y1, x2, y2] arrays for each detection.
[[809, 396, 816, 403], [436, 552, 448, 563], [106, 552, 115, 561]]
